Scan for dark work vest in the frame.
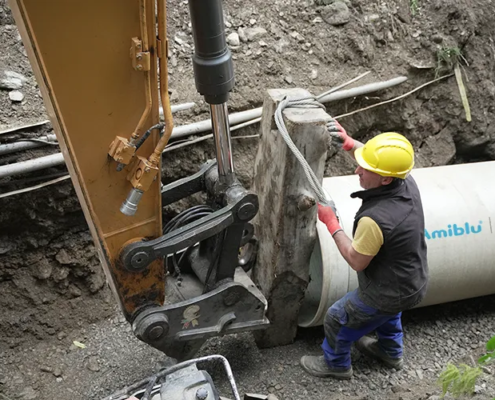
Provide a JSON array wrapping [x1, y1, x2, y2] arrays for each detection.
[[351, 176, 429, 313]]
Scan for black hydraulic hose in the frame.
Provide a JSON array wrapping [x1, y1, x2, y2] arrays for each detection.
[[134, 123, 165, 151]]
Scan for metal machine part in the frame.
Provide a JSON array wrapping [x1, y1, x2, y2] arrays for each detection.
[[120, 188, 144, 216], [132, 269, 268, 360], [9, 0, 268, 365], [187, 0, 234, 105], [103, 355, 241, 400], [210, 103, 235, 187]]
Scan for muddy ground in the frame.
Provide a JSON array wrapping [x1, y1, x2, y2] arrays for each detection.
[[1, 0, 495, 399]]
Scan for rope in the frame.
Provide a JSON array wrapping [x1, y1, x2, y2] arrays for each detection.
[[273, 95, 336, 209]]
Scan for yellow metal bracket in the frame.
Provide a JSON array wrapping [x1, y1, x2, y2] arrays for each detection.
[[130, 37, 150, 71], [127, 156, 159, 191]]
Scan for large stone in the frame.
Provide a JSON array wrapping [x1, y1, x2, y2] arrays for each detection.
[[227, 32, 240, 47], [9, 90, 24, 102], [321, 2, 351, 26], [0, 70, 27, 90], [245, 27, 267, 41]]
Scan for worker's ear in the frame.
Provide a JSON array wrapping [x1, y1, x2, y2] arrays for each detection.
[[381, 176, 394, 186]]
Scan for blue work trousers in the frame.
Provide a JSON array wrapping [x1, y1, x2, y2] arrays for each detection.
[[322, 289, 403, 369]]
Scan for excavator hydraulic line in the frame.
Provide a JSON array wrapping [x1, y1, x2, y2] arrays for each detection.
[[188, 0, 236, 186]]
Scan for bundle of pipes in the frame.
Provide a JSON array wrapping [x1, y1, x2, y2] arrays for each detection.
[[0, 77, 407, 180], [298, 161, 495, 327], [0, 102, 197, 157]]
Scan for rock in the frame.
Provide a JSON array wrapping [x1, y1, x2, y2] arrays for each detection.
[[9, 90, 24, 102], [285, 76, 293, 84], [249, 18, 256, 26], [238, 27, 248, 43], [170, 55, 178, 67], [52, 267, 69, 283], [40, 365, 53, 373], [53, 367, 63, 377], [427, 396, 441, 400], [227, 32, 240, 47], [321, 2, 351, 26], [56, 377, 63, 383], [86, 356, 100, 372], [431, 34, 443, 44], [415, 128, 456, 168], [0, 70, 27, 90], [416, 369, 424, 379], [267, 395, 279, 400], [290, 31, 304, 42], [245, 27, 267, 41], [310, 70, 318, 80], [391, 385, 404, 393], [259, 40, 268, 47], [174, 36, 185, 46], [32, 258, 53, 280], [56, 249, 72, 265], [274, 39, 289, 54], [20, 387, 38, 399], [69, 284, 82, 298]]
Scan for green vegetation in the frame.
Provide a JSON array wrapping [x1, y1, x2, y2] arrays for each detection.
[[410, 0, 419, 16], [437, 335, 495, 398]]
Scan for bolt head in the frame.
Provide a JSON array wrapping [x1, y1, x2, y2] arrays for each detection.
[[237, 203, 257, 221], [148, 325, 164, 340], [196, 387, 209, 400]]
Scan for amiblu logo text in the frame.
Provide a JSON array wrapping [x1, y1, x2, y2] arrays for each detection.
[[425, 221, 483, 240]]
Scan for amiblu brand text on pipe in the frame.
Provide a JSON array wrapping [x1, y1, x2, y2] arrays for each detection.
[[425, 221, 485, 240]]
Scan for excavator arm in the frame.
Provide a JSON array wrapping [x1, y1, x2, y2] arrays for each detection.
[[8, 0, 268, 363]]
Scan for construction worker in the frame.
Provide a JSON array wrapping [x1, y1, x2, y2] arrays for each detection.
[[300, 123, 429, 380]]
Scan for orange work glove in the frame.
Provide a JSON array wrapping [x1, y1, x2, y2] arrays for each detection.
[[318, 203, 343, 237], [326, 120, 355, 151]]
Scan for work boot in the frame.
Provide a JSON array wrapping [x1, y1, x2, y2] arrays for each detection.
[[300, 355, 353, 379], [355, 336, 404, 370]]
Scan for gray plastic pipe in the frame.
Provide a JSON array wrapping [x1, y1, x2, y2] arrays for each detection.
[[298, 161, 495, 327], [0, 104, 196, 157], [0, 77, 407, 178], [0, 134, 58, 156], [0, 153, 65, 179]]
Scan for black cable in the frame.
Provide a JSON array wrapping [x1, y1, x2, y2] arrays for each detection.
[[135, 123, 165, 151], [163, 205, 214, 280], [203, 231, 225, 294]]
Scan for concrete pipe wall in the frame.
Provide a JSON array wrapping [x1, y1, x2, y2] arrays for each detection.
[[299, 161, 495, 328]]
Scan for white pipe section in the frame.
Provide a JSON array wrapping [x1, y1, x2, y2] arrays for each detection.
[[299, 161, 495, 327], [0, 153, 65, 179], [318, 76, 408, 103], [160, 102, 196, 117], [0, 134, 58, 156]]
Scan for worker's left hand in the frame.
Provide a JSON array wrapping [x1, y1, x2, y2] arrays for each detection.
[[318, 203, 342, 236], [326, 119, 354, 151]]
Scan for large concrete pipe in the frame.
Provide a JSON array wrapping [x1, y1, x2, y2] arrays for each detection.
[[299, 161, 495, 327]]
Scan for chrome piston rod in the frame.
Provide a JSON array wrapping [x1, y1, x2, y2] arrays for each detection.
[[210, 103, 235, 186]]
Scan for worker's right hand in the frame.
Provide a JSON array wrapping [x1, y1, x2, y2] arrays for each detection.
[[318, 203, 343, 237], [326, 120, 355, 151]]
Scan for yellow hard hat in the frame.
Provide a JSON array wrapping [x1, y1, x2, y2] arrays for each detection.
[[354, 132, 414, 179]]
